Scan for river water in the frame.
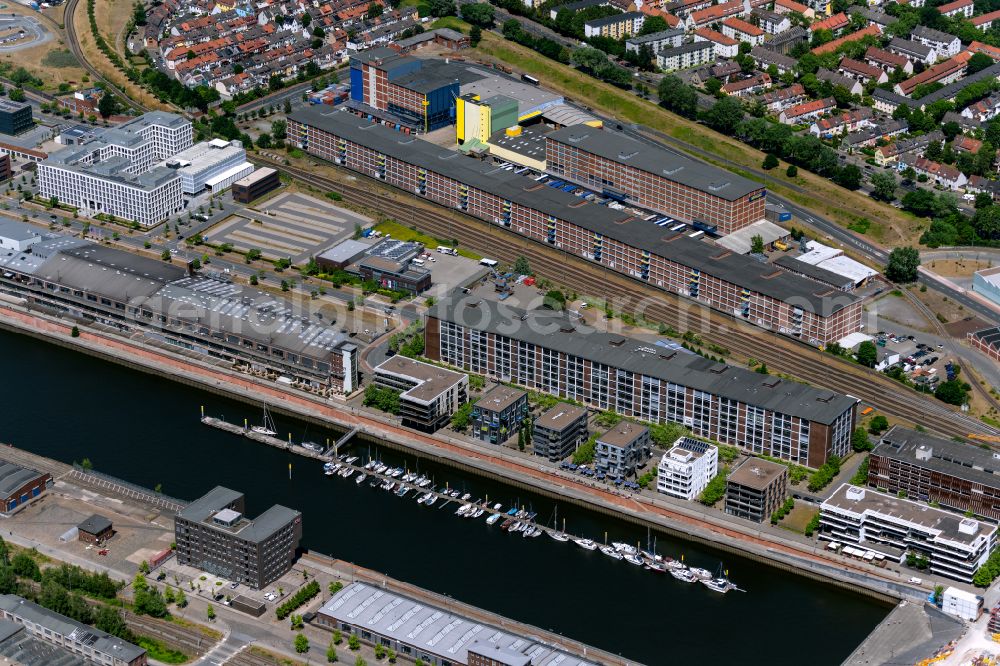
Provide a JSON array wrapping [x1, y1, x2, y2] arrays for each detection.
[[1, 328, 888, 664]]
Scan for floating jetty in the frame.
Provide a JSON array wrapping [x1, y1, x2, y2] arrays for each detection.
[[200, 411, 331, 461]]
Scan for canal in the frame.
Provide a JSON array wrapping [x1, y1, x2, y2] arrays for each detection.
[[1, 328, 888, 664]]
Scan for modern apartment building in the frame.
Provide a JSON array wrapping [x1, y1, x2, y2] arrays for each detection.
[[533, 403, 589, 461], [625, 28, 684, 55], [232, 167, 280, 203], [820, 484, 997, 583], [174, 487, 302, 589], [657, 436, 718, 500], [425, 298, 858, 467], [373, 356, 468, 431], [163, 138, 253, 194], [0, 594, 147, 665], [596, 422, 650, 478], [867, 426, 1000, 521], [544, 124, 765, 234], [0, 100, 33, 136], [288, 108, 863, 344], [0, 225, 359, 394], [657, 42, 715, 72], [472, 385, 529, 444], [583, 12, 645, 39], [724, 458, 788, 522]]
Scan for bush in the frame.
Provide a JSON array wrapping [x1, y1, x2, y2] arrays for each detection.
[[572, 434, 597, 464], [698, 467, 729, 505], [770, 497, 795, 525], [276, 581, 320, 620], [804, 511, 821, 537], [807, 456, 841, 492]]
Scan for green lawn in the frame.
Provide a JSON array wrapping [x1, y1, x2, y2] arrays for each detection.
[[430, 16, 468, 31], [136, 637, 187, 665], [374, 220, 481, 260]]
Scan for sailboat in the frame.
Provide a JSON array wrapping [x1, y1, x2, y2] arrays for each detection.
[[702, 563, 735, 593], [251, 404, 277, 436], [547, 507, 570, 542]]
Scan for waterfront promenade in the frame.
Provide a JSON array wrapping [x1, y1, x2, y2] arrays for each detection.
[[0, 301, 928, 601]]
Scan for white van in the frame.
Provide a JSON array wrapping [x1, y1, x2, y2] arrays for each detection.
[[412, 258, 425, 266]]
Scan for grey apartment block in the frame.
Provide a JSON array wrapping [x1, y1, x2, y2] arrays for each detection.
[[472, 386, 528, 444], [533, 404, 589, 461], [174, 487, 302, 589], [596, 422, 650, 478], [724, 458, 788, 523]]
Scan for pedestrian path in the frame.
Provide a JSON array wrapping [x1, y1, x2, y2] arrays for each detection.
[[193, 630, 253, 665]]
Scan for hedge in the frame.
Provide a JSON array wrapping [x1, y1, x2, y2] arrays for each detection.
[[276, 581, 320, 620]]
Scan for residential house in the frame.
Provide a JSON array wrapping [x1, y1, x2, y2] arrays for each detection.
[[752, 9, 791, 34], [952, 135, 983, 156], [848, 6, 895, 30], [584, 11, 645, 38], [810, 108, 874, 137], [779, 97, 836, 124], [810, 12, 849, 35], [912, 25, 961, 58], [640, 5, 682, 29], [899, 154, 968, 190], [872, 87, 914, 114], [839, 57, 888, 84], [966, 175, 1000, 200], [774, 0, 814, 18], [662, 0, 714, 18], [816, 68, 864, 96], [943, 110, 981, 132], [763, 25, 808, 54], [971, 9, 1000, 29], [895, 55, 967, 97], [967, 41, 1000, 61], [887, 37, 937, 65], [758, 83, 806, 112], [811, 24, 882, 56], [625, 28, 685, 54], [657, 41, 715, 71], [694, 27, 740, 58], [750, 45, 796, 73], [962, 93, 1000, 123], [722, 17, 764, 45], [874, 130, 944, 166], [937, 0, 973, 18], [690, 60, 742, 85], [686, 0, 749, 30], [865, 46, 913, 75], [721, 73, 772, 96], [549, 0, 609, 20]]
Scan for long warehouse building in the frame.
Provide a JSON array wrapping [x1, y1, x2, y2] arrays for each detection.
[[425, 298, 858, 467], [288, 108, 862, 344]]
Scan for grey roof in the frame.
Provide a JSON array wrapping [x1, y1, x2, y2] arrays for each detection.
[[874, 425, 1000, 490], [847, 5, 894, 25], [475, 385, 527, 413], [598, 421, 648, 449], [764, 25, 807, 47], [658, 41, 714, 58], [319, 582, 600, 666], [918, 63, 1000, 105], [374, 356, 467, 404], [0, 100, 30, 114], [727, 458, 786, 490], [119, 110, 188, 130], [178, 486, 299, 544], [0, 595, 145, 663], [535, 403, 588, 431], [0, 219, 40, 243], [0, 461, 46, 500], [234, 166, 277, 187], [912, 25, 959, 44], [177, 486, 243, 523], [318, 239, 374, 264], [428, 298, 858, 424], [585, 11, 642, 28], [841, 602, 966, 666], [288, 109, 858, 315], [888, 37, 934, 58], [626, 28, 684, 45], [873, 87, 914, 109], [0, 619, 88, 666], [545, 124, 762, 201], [488, 126, 549, 160], [774, 255, 855, 289], [77, 514, 112, 534]]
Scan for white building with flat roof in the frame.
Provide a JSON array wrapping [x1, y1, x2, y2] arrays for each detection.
[[820, 484, 997, 583], [164, 138, 252, 194], [657, 436, 718, 500]]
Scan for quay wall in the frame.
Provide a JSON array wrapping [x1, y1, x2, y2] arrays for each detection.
[[0, 303, 912, 606]]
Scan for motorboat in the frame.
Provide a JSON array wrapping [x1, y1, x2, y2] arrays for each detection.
[[703, 577, 731, 593], [425, 495, 437, 506], [509, 521, 522, 532], [670, 569, 697, 583], [548, 530, 570, 542], [396, 486, 410, 498], [461, 493, 471, 501], [373, 463, 387, 474], [369, 478, 381, 488], [645, 561, 667, 573], [302, 441, 324, 453], [599, 545, 624, 560], [355, 473, 367, 485], [493, 503, 503, 511], [573, 538, 597, 551], [472, 508, 485, 518], [449, 490, 460, 498], [486, 513, 503, 525], [456, 504, 472, 516], [666, 560, 687, 571], [342, 468, 355, 479], [612, 542, 637, 555], [529, 527, 542, 537], [344, 456, 359, 464], [623, 553, 644, 566], [689, 568, 713, 581], [418, 478, 432, 488]]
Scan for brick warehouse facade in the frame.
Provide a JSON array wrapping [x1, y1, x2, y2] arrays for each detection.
[[425, 298, 858, 467], [545, 126, 766, 234], [288, 108, 862, 345]]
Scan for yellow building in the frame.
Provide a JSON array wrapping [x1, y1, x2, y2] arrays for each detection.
[[456, 94, 519, 146]]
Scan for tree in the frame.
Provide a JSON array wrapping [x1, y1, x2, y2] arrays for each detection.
[[513, 255, 531, 276], [834, 164, 862, 190], [543, 290, 566, 310], [257, 133, 273, 149], [935, 379, 970, 405], [762, 153, 779, 170], [365, 1, 383, 19], [207, 604, 216, 621], [271, 119, 287, 141], [428, 0, 456, 16], [856, 340, 877, 367], [327, 641, 339, 663], [295, 633, 309, 653], [968, 52, 994, 74], [460, 2, 494, 26], [10, 553, 39, 581], [175, 588, 187, 608], [869, 415, 889, 434], [470, 24, 482, 46], [851, 427, 873, 452], [450, 402, 473, 431], [870, 171, 896, 202], [750, 234, 765, 254], [97, 93, 120, 119], [702, 97, 743, 134], [638, 14, 668, 35], [657, 76, 699, 119], [885, 247, 920, 283], [8, 88, 24, 103], [161, 249, 172, 261], [348, 634, 361, 651], [786, 164, 798, 178], [71, 326, 80, 338]]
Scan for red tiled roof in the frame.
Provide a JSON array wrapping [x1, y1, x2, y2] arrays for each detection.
[[937, 0, 972, 13], [783, 97, 836, 118], [689, 0, 743, 25], [811, 24, 880, 55], [971, 9, 1000, 25], [695, 27, 739, 46], [810, 11, 848, 32], [722, 16, 763, 36]]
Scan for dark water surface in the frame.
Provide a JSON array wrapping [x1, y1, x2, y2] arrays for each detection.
[[1, 328, 887, 664]]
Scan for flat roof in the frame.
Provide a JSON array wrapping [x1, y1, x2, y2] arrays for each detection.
[[429, 298, 857, 424], [374, 356, 467, 404], [773, 255, 854, 289], [164, 140, 244, 173], [874, 425, 1000, 490], [460, 70, 563, 117], [823, 483, 996, 547], [535, 403, 588, 431], [318, 239, 373, 264], [0, 100, 30, 114], [665, 436, 717, 461], [0, 618, 89, 666], [318, 582, 599, 666], [598, 421, 648, 449], [475, 385, 527, 413], [0, 220, 40, 243], [796, 239, 843, 265], [487, 126, 549, 161], [815, 255, 879, 284], [234, 166, 277, 187], [177, 486, 299, 543], [715, 219, 789, 255], [727, 458, 787, 490], [288, 108, 858, 316]]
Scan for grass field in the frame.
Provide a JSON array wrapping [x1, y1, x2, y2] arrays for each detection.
[[373, 220, 482, 260], [472, 30, 925, 250]]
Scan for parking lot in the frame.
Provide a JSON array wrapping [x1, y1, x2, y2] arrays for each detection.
[[874, 330, 951, 390], [203, 192, 371, 263]]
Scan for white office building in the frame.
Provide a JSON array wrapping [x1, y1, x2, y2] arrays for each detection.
[[657, 436, 718, 500], [164, 138, 253, 194], [820, 484, 997, 583], [38, 112, 192, 227]]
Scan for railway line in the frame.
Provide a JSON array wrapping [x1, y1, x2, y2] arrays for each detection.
[[256, 157, 997, 439], [126, 613, 212, 657]]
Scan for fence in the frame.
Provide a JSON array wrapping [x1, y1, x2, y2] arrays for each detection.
[[70, 464, 187, 512]]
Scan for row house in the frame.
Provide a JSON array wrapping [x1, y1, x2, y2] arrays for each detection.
[[811, 24, 882, 56], [721, 73, 772, 96], [689, 60, 742, 85], [966, 40, 1000, 61], [662, 0, 714, 19], [779, 97, 836, 124], [838, 57, 888, 84], [972, 10, 1000, 30], [848, 6, 895, 30], [966, 175, 1000, 199], [887, 37, 937, 65], [895, 55, 967, 97], [640, 6, 682, 29], [757, 83, 806, 112], [865, 46, 913, 76], [751, 9, 791, 34], [584, 11, 645, 38], [721, 17, 764, 45], [842, 119, 908, 151], [749, 45, 796, 74], [686, 0, 749, 30], [810, 108, 873, 138], [912, 25, 961, 58], [952, 135, 984, 156], [962, 93, 1000, 123], [872, 87, 914, 115], [763, 25, 808, 54], [937, 0, 973, 18], [816, 68, 864, 96], [899, 154, 968, 190], [694, 27, 740, 58], [942, 110, 981, 132], [625, 28, 685, 54], [773, 0, 814, 18], [873, 130, 944, 166], [809, 11, 849, 35]]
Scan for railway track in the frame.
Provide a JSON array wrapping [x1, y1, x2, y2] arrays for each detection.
[[258, 157, 997, 439], [126, 613, 212, 657]]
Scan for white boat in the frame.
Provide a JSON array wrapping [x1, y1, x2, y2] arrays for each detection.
[[324, 469, 335, 476], [548, 530, 570, 542], [461, 493, 471, 501], [364, 460, 377, 471], [425, 495, 437, 506], [374, 463, 387, 474], [390, 468, 403, 478], [342, 468, 355, 479], [486, 513, 503, 525], [449, 490, 460, 498], [492, 503, 503, 511], [416, 492, 431, 504], [355, 473, 367, 485], [472, 508, 485, 518], [702, 577, 731, 593], [418, 478, 432, 488], [670, 569, 697, 583], [574, 538, 597, 551], [689, 567, 713, 581], [302, 441, 324, 453], [402, 473, 416, 483], [666, 560, 687, 571], [599, 545, 623, 560], [345, 456, 359, 464], [251, 404, 278, 436], [323, 462, 335, 470], [623, 553, 644, 566], [612, 542, 638, 555], [645, 561, 668, 573], [509, 521, 522, 532], [397, 487, 410, 498], [456, 504, 472, 516]]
